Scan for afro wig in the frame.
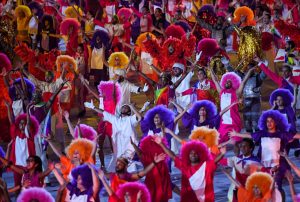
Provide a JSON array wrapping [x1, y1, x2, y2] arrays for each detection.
[[74, 124, 97, 141], [91, 30, 110, 49], [117, 8, 133, 22], [141, 105, 175, 132], [188, 100, 217, 121], [180, 140, 211, 166], [0, 53, 12, 71], [17, 187, 54, 202], [66, 138, 94, 162], [14, 114, 39, 137], [15, 5, 31, 18], [28, 1, 43, 18], [258, 110, 290, 132], [189, 127, 219, 148], [165, 25, 186, 39], [197, 4, 216, 24], [9, 78, 35, 101], [220, 72, 241, 90], [56, 55, 78, 81], [108, 52, 129, 69], [60, 18, 80, 35], [174, 20, 192, 32], [233, 6, 256, 26], [70, 164, 95, 191], [116, 182, 151, 202], [197, 38, 220, 58], [269, 88, 294, 107], [135, 32, 156, 48], [139, 135, 169, 162], [245, 172, 273, 198], [64, 5, 83, 18]]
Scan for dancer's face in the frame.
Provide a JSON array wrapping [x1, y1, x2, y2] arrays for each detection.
[[198, 107, 207, 117], [18, 119, 26, 131], [114, 56, 121, 66], [266, 117, 276, 131], [154, 114, 162, 126], [239, 141, 252, 156], [189, 150, 200, 163], [197, 70, 206, 81], [225, 80, 232, 89], [72, 150, 81, 162], [282, 66, 291, 79], [172, 67, 182, 77], [252, 185, 263, 198], [276, 96, 284, 107], [115, 160, 126, 172], [26, 157, 37, 170], [121, 105, 131, 116]]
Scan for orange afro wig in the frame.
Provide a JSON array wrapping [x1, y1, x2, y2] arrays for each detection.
[[56, 55, 78, 81], [135, 32, 156, 48], [245, 172, 273, 198], [189, 126, 219, 148], [64, 5, 83, 18], [66, 138, 94, 162], [15, 5, 32, 18], [108, 52, 129, 69], [233, 6, 256, 26]]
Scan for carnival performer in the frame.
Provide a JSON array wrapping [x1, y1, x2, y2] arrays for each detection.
[[15, 5, 31, 43], [210, 67, 255, 143], [154, 138, 225, 202], [40, 15, 58, 52], [27, 1, 43, 49], [229, 110, 300, 199]]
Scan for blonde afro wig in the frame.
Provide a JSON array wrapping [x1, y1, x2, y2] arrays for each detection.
[[56, 55, 78, 81], [64, 5, 83, 18], [108, 52, 129, 69]]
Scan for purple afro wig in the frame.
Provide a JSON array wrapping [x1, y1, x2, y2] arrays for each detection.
[[9, 78, 35, 101], [0, 53, 12, 71], [174, 20, 192, 32], [74, 124, 97, 141], [180, 140, 211, 166], [220, 72, 241, 90], [15, 114, 40, 137], [116, 182, 151, 202], [71, 164, 95, 191], [197, 5, 215, 17], [28, 1, 44, 18], [188, 100, 217, 120], [258, 110, 290, 132], [17, 187, 54, 202], [269, 88, 294, 106], [91, 30, 111, 49], [141, 105, 175, 133]]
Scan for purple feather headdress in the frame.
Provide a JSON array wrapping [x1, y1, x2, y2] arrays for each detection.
[[15, 114, 40, 137], [197, 4, 216, 24], [141, 105, 175, 132], [28, 1, 44, 18], [269, 88, 294, 106], [258, 110, 290, 132], [180, 140, 211, 166], [220, 72, 241, 90], [9, 78, 35, 101], [188, 100, 217, 120], [74, 124, 97, 140], [116, 182, 151, 202], [17, 187, 54, 202], [91, 30, 111, 49]]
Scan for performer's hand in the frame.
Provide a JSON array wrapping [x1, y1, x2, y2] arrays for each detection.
[[84, 100, 95, 109], [63, 111, 69, 119], [219, 146, 227, 155], [142, 83, 149, 92], [153, 136, 163, 145], [278, 150, 288, 158], [195, 51, 202, 63], [137, 190, 142, 200], [154, 153, 166, 163], [140, 101, 150, 112], [228, 130, 237, 138]]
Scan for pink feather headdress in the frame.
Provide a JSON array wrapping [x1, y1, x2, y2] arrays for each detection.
[[220, 72, 241, 90], [17, 187, 54, 202], [97, 81, 122, 114], [74, 124, 97, 140]]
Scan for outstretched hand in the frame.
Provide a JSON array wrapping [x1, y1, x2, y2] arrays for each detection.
[[152, 136, 163, 145], [154, 153, 166, 163], [84, 100, 95, 109]]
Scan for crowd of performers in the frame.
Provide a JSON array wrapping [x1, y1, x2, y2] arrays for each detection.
[[1, 0, 300, 201]]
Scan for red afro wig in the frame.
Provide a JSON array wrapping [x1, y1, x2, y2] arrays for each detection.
[[165, 25, 186, 39], [180, 140, 211, 166], [14, 114, 39, 137], [0, 53, 12, 71], [220, 72, 241, 90], [74, 124, 97, 141], [197, 38, 220, 58], [116, 182, 151, 202], [261, 32, 274, 51], [60, 18, 80, 35], [139, 135, 169, 162], [117, 8, 133, 22]]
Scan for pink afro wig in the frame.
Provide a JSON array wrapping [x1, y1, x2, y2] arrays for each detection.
[[17, 187, 54, 202], [197, 38, 220, 58], [220, 72, 241, 90], [74, 124, 97, 140], [15, 114, 39, 137], [165, 25, 186, 39], [0, 53, 12, 71], [117, 8, 133, 22], [116, 182, 151, 202], [139, 135, 169, 162], [60, 18, 80, 35], [180, 140, 211, 166]]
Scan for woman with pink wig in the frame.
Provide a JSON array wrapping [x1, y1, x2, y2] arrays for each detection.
[[210, 67, 255, 143], [17, 187, 54, 202]]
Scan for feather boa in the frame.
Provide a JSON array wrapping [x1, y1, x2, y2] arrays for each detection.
[[97, 81, 122, 114], [74, 124, 97, 140], [274, 20, 300, 49]]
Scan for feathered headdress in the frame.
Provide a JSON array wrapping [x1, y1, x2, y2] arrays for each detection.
[[74, 124, 97, 141], [269, 88, 294, 106], [60, 18, 80, 35], [28, 1, 43, 18], [56, 55, 78, 81], [97, 81, 122, 114], [258, 110, 290, 132], [64, 5, 83, 18], [9, 78, 35, 101], [91, 30, 110, 49], [17, 187, 55, 202], [245, 172, 273, 198], [189, 127, 219, 148], [197, 38, 220, 60], [188, 100, 217, 121], [165, 25, 186, 39], [135, 32, 156, 48], [0, 53, 12, 71], [116, 182, 151, 202], [117, 8, 133, 23], [174, 20, 192, 32], [220, 72, 241, 90], [66, 138, 94, 162], [180, 140, 211, 166], [14, 114, 39, 137], [108, 52, 129, 69], [15, 5, 32, 18], [232, 6, 256, 26], [141, 105, 175, 132]]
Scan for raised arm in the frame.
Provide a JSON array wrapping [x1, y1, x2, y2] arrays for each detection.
[[258, 61, 282, 86], [39, 162, 54, 179], [52, 167, 66, 186], [130, 137, 142, 159], [0, 156, 25, 175], [153, 136, 176, 160], [87, 163, 100, 199], [79, 74, 99, 99], [237, 68, 255, 97], [229, 130, 252, 139], [98, 169, 114, 196], [221, 167, 242, 188], [129, 104, 142, 122], [280, 152, 300, 177], [4, 100, 14, 124], [45, 133, 63, 158], [209, 67, 221, 93], [174, 102, 191, 124], [163, 127, 184, 144], [63, 111, 75, 137], [219, 99, 241, 117], [84, 99, 104, 114], [136, 68, 156, 87], [45, 80, 68, 111]]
